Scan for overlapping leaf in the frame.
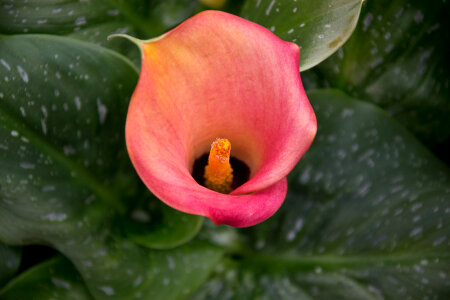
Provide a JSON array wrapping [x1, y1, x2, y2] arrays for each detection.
[[0, 35, 220, 299], [0, 256, 93, 300], [241, 0, 364, 71], [192, 90, 450, 299], [305, 0, 450, 146], [0, 0, 204, 65]]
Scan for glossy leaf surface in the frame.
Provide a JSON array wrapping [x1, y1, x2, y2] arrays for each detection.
[[192, 90, 450, 299], [122, 196, 204, 249], [0, 34, 220, 299], [241, 0, 364, 70], [306, 0, 450, 145], [0, 256, 92, 300]]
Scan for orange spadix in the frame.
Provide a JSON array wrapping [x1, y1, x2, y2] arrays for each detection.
[[204, 138, 233, 193]]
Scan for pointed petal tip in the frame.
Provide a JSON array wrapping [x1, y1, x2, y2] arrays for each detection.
[[107, 33, 143, 45]]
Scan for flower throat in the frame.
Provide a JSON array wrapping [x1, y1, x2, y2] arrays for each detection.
[[192, 138, 250, 194]]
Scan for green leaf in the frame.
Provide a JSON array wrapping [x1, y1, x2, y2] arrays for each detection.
[[0, 34, 217, 298], [0, 256, 93, 300], [0, 0, 204, 65], [0, 243, 21, 287], [68, 238, 223, 300], [306, 0, 450, 146], [240, 0, 364, 71], [0, 0, 135, 56], [193, 90, 450, 299], [122, 196, 204, 249], [0, 34, 138, 245]]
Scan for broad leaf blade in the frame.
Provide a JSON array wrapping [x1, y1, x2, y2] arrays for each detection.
[[0, 0, 202, 65], [0, 256, 93, 300], [0, 34, 138, 245], [240, 0, 364, 71], [0, 34, 217, 299], [122, 197, 204, 249], [307, 0, 450, 145], [193, 90, 450, 299]]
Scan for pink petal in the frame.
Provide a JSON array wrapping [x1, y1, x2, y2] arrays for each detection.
[[126, 11, 316, 227]]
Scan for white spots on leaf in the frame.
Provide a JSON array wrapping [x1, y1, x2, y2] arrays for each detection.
[[433, 236, 446, 247], [19, 106, 26, 116], [63, 145, 76, 155], [393, 208, 403, 216], [412, 215, 421, 223], [17, 65, 29, 83], [10, 130, 19, 137], [395, 8, 404, 19], [358, 149, 374, 162], [318, 34, 324, 39], [36, 19, 47, 24], [107, 9, 120, 16], [265, 0, 276, 16], [133, 275, 143, 287], [409, 226, 423, 237], [131, 209, 150, 223], [167, 255, 175, 270], [52, 278, 71, 289], [19, 162, 35, 169], [414, 10, 424, 23], [410, 203, 422, 212], [1, 59, 11, 71], [370, 57, 383, 68], [75, 16, 86, 26], [287, 28, 294, 34], [292, 7, 297, 13], [41, 105, 48, 118], [363, 13, 373, 32], [41, 118, 47, 135], [41, 213, 67, 222], [163, 277, 170, 286], [357, 182, 372, 197], [299, 23, 305, 28], [385, 43, 394, 53], [54, 89, 60, 97], [286, 218, 304, 241], [299, 165, 312, 184], [99, 286, 115, 296], [42, 185, 55, 192], [96, 98, 107, 124], [341, 108, 354, 118], [52, 8, 62, 14]]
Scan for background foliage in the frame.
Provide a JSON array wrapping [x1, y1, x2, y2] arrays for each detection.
[[0, 0, 449, 299]]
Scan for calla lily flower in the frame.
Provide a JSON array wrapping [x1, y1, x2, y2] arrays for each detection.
[[121, 11, 316, 227]]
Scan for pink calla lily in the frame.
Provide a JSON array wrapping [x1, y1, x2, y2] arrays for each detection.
[[124, 11, 316, 227]]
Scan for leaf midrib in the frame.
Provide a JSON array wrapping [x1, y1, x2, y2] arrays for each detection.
[[233, 251, 450, 271]]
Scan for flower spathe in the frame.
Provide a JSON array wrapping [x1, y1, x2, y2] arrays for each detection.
[[124, 11, 317, 227]]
